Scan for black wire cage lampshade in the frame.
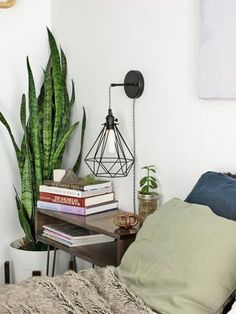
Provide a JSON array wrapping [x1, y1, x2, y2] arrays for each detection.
[[85, 70, 144, 178]]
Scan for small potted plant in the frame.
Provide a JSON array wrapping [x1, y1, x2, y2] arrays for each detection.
[[138, 165, 159, 223]]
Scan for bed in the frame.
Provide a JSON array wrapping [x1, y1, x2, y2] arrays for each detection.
[[0, 266, 153, 314], [0, 171, 236, 314]]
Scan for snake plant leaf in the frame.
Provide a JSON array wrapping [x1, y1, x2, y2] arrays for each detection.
[[56, 50, 70, 148], [20, 92, 37, 206], [38, 60, 51, 165], [14, 186, 33, 243], [20, 94, 26, 130], [56, 107, 70, 153], [61, 48, 69, 110], [61, 47, 67, 84], [73, 107, 86, 174], [21, 152, 34, 219], [42, 59, 53, 179], [37, 83, 44, 109], [19, 94, 27, 176], [0, 112, 23, 174], [69, 79, 75, 107], [59, 80, 76, 143], [50, 121, 79, 171], [47, 28, 63, 156], [20, 135, 26, 157], [37, 83, 45, 161], [55, 80, 76, 146], [27, 57, 42, 195]]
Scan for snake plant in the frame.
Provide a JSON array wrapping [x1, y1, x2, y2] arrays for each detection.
[[0, 29, 86, 250]]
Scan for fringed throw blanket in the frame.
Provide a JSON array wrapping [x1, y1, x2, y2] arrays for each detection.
[[0, 266, 154, 314]]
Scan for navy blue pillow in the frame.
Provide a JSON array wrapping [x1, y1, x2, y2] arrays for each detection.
[[185, 171, 236, 220]]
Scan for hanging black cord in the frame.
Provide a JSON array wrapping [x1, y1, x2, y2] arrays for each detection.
[[133, 98, 136, 214], [109, 83, 137, 213]]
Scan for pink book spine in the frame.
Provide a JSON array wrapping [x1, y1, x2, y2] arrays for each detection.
[[37, 201, 86, 215]]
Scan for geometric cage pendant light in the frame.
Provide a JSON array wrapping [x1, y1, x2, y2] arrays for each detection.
[[85, 70, 144, 178]]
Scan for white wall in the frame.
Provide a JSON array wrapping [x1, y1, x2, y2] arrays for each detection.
[[51, 0, 236, 211], [0, 0, 51, 284], [1, 0, 236, 284]]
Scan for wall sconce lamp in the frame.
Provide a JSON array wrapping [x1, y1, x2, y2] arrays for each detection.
[[85, 70, 144, 178]]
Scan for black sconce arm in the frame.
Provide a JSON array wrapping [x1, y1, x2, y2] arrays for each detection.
[[110, 70, 144, 99]]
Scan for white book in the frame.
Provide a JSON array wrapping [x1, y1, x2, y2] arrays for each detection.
[[39, 185, 112, 198], [37, 200, 119, 216]]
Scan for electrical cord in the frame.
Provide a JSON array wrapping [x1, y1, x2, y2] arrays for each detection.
[[133, 98, 136, 214]]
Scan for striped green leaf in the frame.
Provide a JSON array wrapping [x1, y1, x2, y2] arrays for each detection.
[[73, 107, 86, 174], [20, 95, 35, 220], [37, 82, 45, 163], [19, 94, 27, 176], [69, 80, 75, 107], [47, 28, 63, 157], [42, 59, 53, 179], [20, 94, 26, 130], [20, 135, 26, 157], [0, 112, 23, 174], [27, 57, 42, 196], [58, 80, 76, 147], [37, 82, 45, 111], [61, 48, 69, 113], [56, 58, 69, 148], [14, 186, 33, 243], [61, 47, 67, 84], [50, 121, 79, 172], [21, 152, 34, 219]]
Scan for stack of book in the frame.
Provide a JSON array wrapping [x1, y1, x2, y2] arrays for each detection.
[[37, 180, 118, 216], [42, 222, 114, 247]]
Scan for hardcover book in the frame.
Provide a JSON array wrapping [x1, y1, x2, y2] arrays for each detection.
[[39, 185, 113, 198], [42, 222, 114, 247], [39, 192, 114, 207], [37, 200, 119, 215], [43, 179, 112, 191], [42, 232, 114, 247], [43, 223, 91, 239]]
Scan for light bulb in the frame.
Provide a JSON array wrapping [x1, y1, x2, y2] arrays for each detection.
[[107, 129, 116, 154]]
